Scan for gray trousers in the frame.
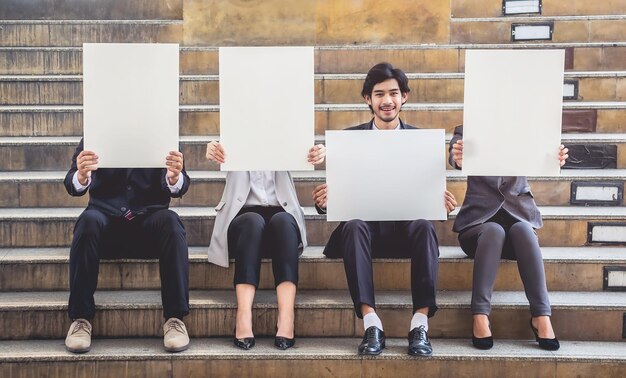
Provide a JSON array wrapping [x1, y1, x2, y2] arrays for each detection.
[[458, 215, 551, 317]]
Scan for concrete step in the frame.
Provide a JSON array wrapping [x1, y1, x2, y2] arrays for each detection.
[[1, 206, 626, 248], [2, 338, 624, 378], [2, 169, 626, 208], [2, 43, 626, 75], [2, 132, 626, 170], [2, 102, 625, 137], [0, 289, 624, 340], [451, 15, 626, 44], [0, 20, 182, 47], [1, 71, 625, 106], [1, 246, 623, 292], [0, 0, 183, 20], [452, 0, 626, 18]]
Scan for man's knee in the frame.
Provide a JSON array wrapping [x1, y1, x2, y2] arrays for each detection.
[[154, 209, 186, 234], [342, 219, 369, 238], [75, 209, 108, 236]]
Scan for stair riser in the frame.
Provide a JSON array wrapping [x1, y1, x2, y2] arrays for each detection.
[[452, 0, 626, 17], [0, 0, 183, 20], [2, 46, 626, 75], [0, 23, 182, 47], [1, 307, 621, 340], [451, 19, 626, 44], [2, 140, 625, 171], [2, 77, 623, 105], [0, 260, 614, 292], [5, 179, 620, 208], [0, 218, 619, 247], [3, 108, 626, 137]]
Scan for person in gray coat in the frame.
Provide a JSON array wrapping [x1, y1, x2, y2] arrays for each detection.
[[449, 125, 568, 351], [206, 141, 325, 350]]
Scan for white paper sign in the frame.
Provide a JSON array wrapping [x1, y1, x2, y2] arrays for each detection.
[[83, 43, 179, 168], [326, 129, 447, 221], [219, 47, 314, 171], [462, 49, 564, 176]]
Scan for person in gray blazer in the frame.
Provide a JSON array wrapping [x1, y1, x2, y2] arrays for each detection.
[[206, 141, 325, 350], [449, 125, 568, 351]]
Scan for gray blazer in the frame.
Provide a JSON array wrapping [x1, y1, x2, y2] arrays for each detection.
[[449, 125, 543, 233], [207, 171, 307, 267]]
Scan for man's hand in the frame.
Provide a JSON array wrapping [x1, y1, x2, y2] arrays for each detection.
[[205, 141, 226, 164], [444, 190, 457, 214], [308, 144, 326, 165], [76, 150, 98, 186], [166, 151, 184, 186], [451, 139, 463, 168], [313, 183, 327, 209], [558, 144, 569, 167]]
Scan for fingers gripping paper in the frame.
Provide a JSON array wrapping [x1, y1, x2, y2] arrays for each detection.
[[219, 47, 314, 171], [83, 43, 179, 168], [326, 130, 447, 221], [462, 49, 564, 176]]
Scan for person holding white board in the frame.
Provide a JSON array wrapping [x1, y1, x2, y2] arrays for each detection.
[[313, 63, 457, 357], [206, 142, 325, 350], [449, 125, 568, 350]]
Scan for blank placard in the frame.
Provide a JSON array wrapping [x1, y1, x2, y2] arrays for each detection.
[[83, 43, 179, 167], [219, 47, 314, 171], [326, 130, 447, 221], [462, 49, 564, 176]]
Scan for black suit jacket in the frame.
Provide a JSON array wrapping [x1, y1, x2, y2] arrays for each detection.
[[320, 119, 416, 258], [64, 138, 190, 217]]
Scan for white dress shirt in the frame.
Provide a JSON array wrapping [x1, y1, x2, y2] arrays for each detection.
[[244, 171, 280, 207]]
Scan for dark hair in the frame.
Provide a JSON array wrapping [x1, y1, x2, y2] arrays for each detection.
[[361, 62, 410, 110]]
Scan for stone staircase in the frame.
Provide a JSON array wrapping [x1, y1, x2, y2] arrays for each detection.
[[0, 1, 625, 376]]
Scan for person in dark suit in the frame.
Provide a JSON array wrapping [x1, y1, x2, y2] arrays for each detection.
[[312, 62, 457, 357], [449, 125, 568, 350], [63, 139, 191, 354]]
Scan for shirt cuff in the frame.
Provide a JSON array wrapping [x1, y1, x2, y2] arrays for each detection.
[[72, 171, 90, 192], [167, 173, 184, 194]]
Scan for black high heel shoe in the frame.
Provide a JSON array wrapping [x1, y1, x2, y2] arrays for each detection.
[[233, 328, 255, 350], [471, 318, 493, 350], [274, 335, 296, 350], [529, 318, 560, 351]]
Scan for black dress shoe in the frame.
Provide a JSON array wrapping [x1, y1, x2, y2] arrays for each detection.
[[274, 336, 296, 350], [530, 319, 560, 351], [358, 326, 385, 355], [408, 325, 432, 357]]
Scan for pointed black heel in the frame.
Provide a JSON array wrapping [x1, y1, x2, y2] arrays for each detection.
[[233, 328, 255, 350], [471, 318, 493, 350], [530, 318, 560, 351]]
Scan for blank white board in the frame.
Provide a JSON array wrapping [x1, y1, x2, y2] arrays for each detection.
[[326, 130, 447, 221], [462, 49, 564, 176], [83, 43, 179, 168], [219, 47, 314, 171]]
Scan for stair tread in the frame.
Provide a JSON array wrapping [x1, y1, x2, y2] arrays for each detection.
[[2, 206, 626, 220], [2, 246, 625, 263], [1, 290, 625, 310], [0, 338, 625, 362]]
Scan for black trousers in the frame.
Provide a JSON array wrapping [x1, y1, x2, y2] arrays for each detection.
[[68, 208, 190, 320], [227, 206, 300, 288], [340, 219, 439, 318]]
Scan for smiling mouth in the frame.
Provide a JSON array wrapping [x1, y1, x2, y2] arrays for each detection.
[[380, 106, 395, 111]]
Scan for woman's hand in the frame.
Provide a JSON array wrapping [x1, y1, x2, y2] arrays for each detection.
[[206, 141, 226, 164]]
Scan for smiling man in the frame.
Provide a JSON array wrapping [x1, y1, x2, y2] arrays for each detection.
[[313, 63, 456, 357]]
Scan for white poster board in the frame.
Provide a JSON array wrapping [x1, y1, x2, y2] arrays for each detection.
[[326, 130, 447, 221], [219, 47, 314, 171], [462, 49, 564, 176], [83, 43, 179, 168]]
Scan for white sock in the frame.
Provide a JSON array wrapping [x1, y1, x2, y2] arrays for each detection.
[[410, 312, 428, 332], [363, 312, 383, 331]]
